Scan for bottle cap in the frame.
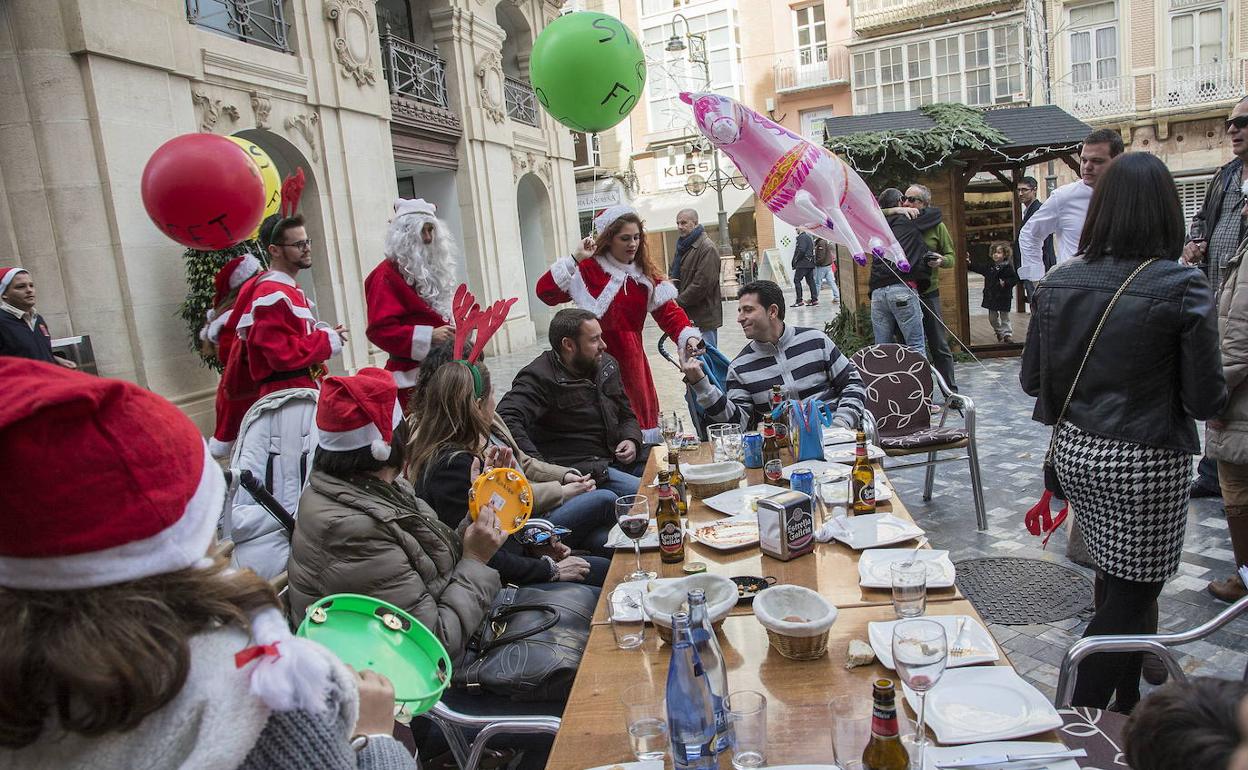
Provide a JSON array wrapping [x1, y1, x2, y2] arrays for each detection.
[[682, 562, 707, 574]]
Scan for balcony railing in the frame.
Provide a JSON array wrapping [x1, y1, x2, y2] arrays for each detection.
[[505, 76, 539, 127], [1053, 77, 1134, 120], [1153, 61, 1244, 110], [185, 0, 289, 52], [381, 33, 449, 109], [774, 45, 850, 93], [851, 0, 1014, 34]]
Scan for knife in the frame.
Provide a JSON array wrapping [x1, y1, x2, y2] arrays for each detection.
[[933, 748, 1087, 768]]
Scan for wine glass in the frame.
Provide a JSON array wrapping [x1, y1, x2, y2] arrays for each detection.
[[891, 619, 948, 769], [616, 494, 656, 581], [660, 412, 684, 453]]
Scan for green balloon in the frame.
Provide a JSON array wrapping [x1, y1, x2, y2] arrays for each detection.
[[530, 12, 646, 133]]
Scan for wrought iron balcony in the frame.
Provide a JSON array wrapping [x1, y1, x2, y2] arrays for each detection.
[[381, 32, 449, 109], [774, 45, 850, 93], [1053, 77, 1134, 121], [1153, 61, 1244, 111], [505, 76, 539, 127], [185, 0, 289, 52], [851, 0, 1016, 35]]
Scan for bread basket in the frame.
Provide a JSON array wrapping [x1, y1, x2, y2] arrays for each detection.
[[642, 573, 737, 643], [682, 461, 745, 499], [752, 585, 838, 660]]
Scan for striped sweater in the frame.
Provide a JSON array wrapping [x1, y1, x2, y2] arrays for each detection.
[[692, 324, 866, 431]]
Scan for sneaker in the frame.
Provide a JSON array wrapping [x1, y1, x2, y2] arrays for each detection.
[[1190, 481, 1222, 499], [790, 301, 805, 308], [1208, 575, 1248, 603], [1003, 334, 1014, 344], [806, 300, 818, 306]]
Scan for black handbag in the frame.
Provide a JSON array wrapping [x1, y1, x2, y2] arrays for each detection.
[[453, 582, 597, 702]]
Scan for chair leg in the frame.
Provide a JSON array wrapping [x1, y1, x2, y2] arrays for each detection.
[[425, 715, 471, 770], [967, 440, 987, 531], [923, 450, 938, 501]]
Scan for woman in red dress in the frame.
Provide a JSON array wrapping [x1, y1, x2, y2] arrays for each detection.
[[536, 206, 702, 444]]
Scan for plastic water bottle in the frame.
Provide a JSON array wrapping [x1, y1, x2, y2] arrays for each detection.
[[687, 589, 734, 755], [666, 612, 716, 770]]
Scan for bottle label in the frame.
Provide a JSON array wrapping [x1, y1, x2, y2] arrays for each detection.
[[870, 704, 900, 738], [659, 520, 683, 552], [857, 483, 875, 506]]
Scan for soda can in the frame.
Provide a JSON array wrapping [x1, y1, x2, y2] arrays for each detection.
[[789, 468, 815, 500], [743, 431, 764, 468]]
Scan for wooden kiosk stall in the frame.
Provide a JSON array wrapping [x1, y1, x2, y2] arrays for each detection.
[[820, 105, 1094, 357]]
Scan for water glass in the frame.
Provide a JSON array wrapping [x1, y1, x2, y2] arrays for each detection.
[[708, 423, 732, 461], [829, 694, 872, 770], [892, 619, 948, 769], [721, 424, 744, 463], [727, 690, 767, 769], [609, 587, 646, 650], [621, 682, 669, 762], [891, 560, 928, 618]]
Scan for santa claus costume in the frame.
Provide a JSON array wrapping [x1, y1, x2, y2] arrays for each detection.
[[201, 254, 263, 458], [364, 198, 456, 409], [536, 206, 701, 442]]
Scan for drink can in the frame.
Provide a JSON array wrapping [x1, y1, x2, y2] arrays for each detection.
[[764, 459, 783, 484], [743, 431, 763, 468], [789, 468, 815, 500]]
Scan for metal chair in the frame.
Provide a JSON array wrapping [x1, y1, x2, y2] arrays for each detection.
[[423, 700, 561, 770], [1054, 594, 1248, 707], [850, 344, 987, 530]]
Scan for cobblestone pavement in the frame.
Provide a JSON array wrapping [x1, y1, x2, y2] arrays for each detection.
[[488, 295, 1248, 701]]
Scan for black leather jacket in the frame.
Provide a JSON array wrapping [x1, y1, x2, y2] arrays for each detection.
[[1020, 256, 1227, 454]]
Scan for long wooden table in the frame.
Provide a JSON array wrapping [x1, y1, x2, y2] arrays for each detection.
[[549, 446, 1053, 769]]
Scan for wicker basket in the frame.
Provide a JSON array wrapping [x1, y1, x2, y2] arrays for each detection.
[[687, 477, 742, 499], [683, 461, 745, 500], [657, 618, 725, 644], [764, 628, 830, 660]]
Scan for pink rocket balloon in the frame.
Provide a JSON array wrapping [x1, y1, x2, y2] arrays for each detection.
[[680, 91, 909, 271]]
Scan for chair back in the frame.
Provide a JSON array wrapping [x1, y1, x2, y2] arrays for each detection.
[[849, 344, 932, 436]]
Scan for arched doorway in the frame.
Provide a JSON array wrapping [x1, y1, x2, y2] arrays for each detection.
[[517, 173, 554, 337]]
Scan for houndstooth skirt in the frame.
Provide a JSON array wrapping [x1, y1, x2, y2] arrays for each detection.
[[1052, 421, 1190, 583]]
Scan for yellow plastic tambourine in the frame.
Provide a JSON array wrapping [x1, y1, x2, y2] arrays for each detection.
[[468, 467, 533, 534]]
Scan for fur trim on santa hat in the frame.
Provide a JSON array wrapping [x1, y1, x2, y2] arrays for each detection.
[[393, 198, 437, 219], [593, 205, 638, 235], [0, 267, 29, 296], [316, 368, 403, 458], [237, 605, 334, 714], [229, 254, 262, 290]]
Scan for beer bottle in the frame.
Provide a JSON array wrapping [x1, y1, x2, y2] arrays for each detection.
[[668, 448, 689, 518], [762, 420, 783, 483], [657, 470, 685, 564], [862, 679, 909, 770], [769, 384, 789, 450], [851, 429, 876, 515]]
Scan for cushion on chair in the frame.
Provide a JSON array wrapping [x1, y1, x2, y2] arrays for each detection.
[[877, 426, 970, 451], [850, 344, 934, 434], [1057, 707, 1129, 767]]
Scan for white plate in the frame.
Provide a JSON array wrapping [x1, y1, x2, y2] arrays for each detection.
[[690, 514, 760, 550], [780, 459, 851, 482], [607, 577, 683, 621], [869, 615, 999, 669], [702, 483, 788, 515], [924, 741, 1079, 770], [821, 427, 858, 446], [828, 513, 924, 549], [902, 667, 1063, 745], [818, 478, 894, 505], [858, 548, 956, 588], [585, 762, 665, 770], [824, 443, 887, 463], [605, 518, 688, 549]]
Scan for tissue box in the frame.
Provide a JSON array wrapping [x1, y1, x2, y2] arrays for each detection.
[[757, 490, 815, 562]]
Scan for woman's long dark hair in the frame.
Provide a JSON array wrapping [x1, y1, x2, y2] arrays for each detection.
[[1078, 152, 1185, 263]]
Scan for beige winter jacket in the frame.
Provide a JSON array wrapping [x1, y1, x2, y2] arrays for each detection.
[[1208, 242, 1248, 464], [489, 413, 576, 514]]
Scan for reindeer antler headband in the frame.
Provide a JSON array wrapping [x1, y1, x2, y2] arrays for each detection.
[[452, 284, 518, 398]]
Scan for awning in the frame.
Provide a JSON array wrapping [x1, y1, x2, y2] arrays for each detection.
[[632, 184, 755, 233]]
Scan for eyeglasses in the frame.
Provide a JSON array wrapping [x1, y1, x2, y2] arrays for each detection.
[[1227, 115, 1248, 130], [280, 239, 313, 251], [902, 196, 923, 204]]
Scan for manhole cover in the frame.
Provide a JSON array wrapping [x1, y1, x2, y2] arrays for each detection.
[[954, 557, 1093, 625]]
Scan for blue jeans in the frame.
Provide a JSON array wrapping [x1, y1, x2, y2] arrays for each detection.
[[816, 266, 839, 300], [871, 284, 926, 354], [602, 466, 643, 497], [546, 488, 617, 557], [685, 328, 718, 440]]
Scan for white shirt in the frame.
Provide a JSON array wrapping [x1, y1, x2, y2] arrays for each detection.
[[1017, 180, 1093, 281]]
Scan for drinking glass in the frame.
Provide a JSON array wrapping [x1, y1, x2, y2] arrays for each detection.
[[708, 423, 731, 461], [621, 682, 668, 762], [721, 424, 744, 463], [609, 587, 646, 649], [892, 619, 948, 769], [616, 495, 656, 581], [727, 690, 767, 769], [661, 412, 684, 452], [891, 560, 928, 618], [829, 694, 872, 770]]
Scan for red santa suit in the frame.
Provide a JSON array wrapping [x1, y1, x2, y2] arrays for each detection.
[[201, 256, 262, 458], [537, 254, 699, 438], [364, 259, 450, 409], [234, 271, 342, 397]]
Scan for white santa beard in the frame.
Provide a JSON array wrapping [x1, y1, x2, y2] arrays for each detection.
[[394, 239, 456, 319]]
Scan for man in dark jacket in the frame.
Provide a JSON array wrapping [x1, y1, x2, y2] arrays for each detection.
[[870, 190, 931, 353], [0, 267, 74, 367], [498, 308, 645, 497], [790, 227, 818, 307], [674, 209, 723, 440]]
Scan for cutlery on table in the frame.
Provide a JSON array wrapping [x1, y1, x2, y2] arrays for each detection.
[[907, 536, 929, 561], [949, 617, 971, 657], [933, 748, 1087, 768]]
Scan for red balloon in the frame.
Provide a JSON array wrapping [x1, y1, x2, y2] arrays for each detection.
[[141, 133, 266, 251]]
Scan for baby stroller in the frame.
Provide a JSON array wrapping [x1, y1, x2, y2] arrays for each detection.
[[657, 333, 732, 441]]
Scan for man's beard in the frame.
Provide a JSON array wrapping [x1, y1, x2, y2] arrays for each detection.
[[386, 215, 458, 319], [571, 349, 599, 375]]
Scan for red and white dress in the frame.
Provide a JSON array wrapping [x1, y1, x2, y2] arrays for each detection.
[[205, 274, 263, 458], [234, 272, 342, 397], [536, 254, 700, 439], [363, 259, 449, 409]]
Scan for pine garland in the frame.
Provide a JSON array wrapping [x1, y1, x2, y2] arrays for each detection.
[[177, 241, 267, 372], [824, 103, 1008, 191]]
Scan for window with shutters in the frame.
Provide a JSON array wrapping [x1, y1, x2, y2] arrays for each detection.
[[1175, 175, 1212, 230]]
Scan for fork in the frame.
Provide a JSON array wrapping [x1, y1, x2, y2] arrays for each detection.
[[949, 617, 973, 657]]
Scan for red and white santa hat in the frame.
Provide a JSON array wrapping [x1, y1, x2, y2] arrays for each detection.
[[316, 367, 403, 461], [210, 254, 262, 309], [393, 197, 437, 220], [0, 266, 29, 296], [0, 358, 334, 714]]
